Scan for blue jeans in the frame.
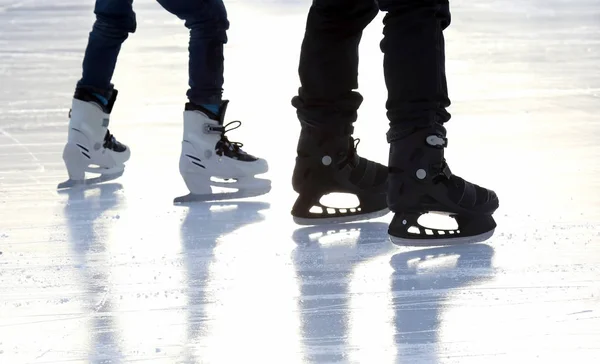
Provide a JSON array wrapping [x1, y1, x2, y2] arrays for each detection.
[[77, 0, 229, 105]]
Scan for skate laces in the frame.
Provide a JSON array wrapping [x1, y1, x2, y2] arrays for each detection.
[[338, 137, 361, 167], [103, 130, 119, 150], [216, 120, 245, 156], [353, 138, 361, 152], [349, 137, 360, 158]]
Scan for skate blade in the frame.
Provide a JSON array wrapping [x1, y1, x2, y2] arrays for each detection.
[[173, 185, 271, 204], [389, 228, 495, 247], [57, 169, 124, 190], [292, 208, 390, 226]]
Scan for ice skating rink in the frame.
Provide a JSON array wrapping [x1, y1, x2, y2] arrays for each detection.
[[1, 0, 599, 363]]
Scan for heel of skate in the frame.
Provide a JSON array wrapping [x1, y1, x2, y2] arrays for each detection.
[[388, 211, 496, 247], [57, 142, 124, 189]]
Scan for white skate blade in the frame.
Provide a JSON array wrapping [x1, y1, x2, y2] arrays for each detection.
[[59, 140, 127, 190], [84, 164, 125, 174], [389, 228, 495, 247], [57, 168, 124, 189], [293, 208, 390, 226], [174, 184, 271, 204]]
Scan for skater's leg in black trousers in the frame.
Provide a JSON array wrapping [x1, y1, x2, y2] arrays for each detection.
[[290, 0, 389, 225], [292, 0, 378, 130], [377, 0, 499, 245], [377, 0, 451, 129]]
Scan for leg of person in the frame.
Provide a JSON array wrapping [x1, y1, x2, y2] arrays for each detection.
[[290, 0, 389, 225], [155, 0, 270, 203], [377, 0, 499, 245], [58, 0, 136, 189]]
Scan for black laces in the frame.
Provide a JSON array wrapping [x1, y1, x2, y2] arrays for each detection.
[[333, 137, 361, 167], [216, 120, 245, 156], [347, 137, 361, 166], [352, 137, 360, 154], [103, 130, 119, 150]]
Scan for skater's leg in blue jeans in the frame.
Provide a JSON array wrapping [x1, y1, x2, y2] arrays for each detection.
[[77, 0, 136, 99], [156, 0, 229, 108], [60, 1, 135, 188]]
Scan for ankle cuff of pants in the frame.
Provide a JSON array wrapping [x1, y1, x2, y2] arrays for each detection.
[[386, 122, 447, 143], [292, 91, 362, 134], [299, 118, 354, 137]]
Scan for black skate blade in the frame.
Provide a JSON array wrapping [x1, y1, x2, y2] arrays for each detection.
[[389, 229, 495, 247], [57, 169, 124, 190], [388, 212, 497, 247], [293, 208, 390, 226], [173, 185, 271, 204]]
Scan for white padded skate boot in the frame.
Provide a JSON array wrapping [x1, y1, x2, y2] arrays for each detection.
[[174, 100, 270, 203], [57, 88, 130, 189]]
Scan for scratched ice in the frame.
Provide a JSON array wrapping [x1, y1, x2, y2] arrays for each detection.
[[0, 0, 599, 363]]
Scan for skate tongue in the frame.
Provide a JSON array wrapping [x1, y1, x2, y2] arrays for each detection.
[[73, 86, 118, 114], [185, 100, 229, 125], [216, 100, 229, 125]]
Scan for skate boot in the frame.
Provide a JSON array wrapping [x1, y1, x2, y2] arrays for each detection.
[[57, 87, 130, 189], [174, 100, 270, 203], [387, 123, 499, 246], [291, 123, 389, 225]]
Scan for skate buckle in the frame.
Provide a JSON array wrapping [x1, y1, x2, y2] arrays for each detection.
[[426, 135, 447, 148], [204, 123, 223, 134]]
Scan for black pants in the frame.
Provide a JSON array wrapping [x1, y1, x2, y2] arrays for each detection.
[[291, 0, 452, 138]]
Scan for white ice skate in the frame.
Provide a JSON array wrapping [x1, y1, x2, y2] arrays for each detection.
[[57, 89, 130, 189], [174, 101, 271, 203]]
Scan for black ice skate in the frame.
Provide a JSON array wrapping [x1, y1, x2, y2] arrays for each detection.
[[387, 123, 499, 246], [291, 123, 389, 225]]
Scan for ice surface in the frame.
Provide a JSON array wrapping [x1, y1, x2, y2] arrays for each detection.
[[1, 0, 599, 363]]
